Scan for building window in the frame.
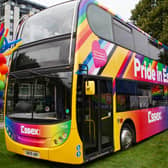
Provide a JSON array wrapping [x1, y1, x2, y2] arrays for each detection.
[[10, 14, 14, 20], [20, 4, 26, 9], [10, 35, 13, 40], [10, 10, 14, 15], [0, 5, 5, 17], [10, 23, 13, 31], [10, 31, 13, 40], [11, 2, 15, 6], [11, 4, 14, 11]]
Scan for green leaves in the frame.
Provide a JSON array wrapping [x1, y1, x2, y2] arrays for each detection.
[[131, 0, 168, 45]]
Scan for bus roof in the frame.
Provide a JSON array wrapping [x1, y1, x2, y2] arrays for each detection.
[[18, 0, 168, 51], [93, 0, 168, 51]]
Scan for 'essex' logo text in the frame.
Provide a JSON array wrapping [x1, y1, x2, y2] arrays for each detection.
[[148, 111, 162, 124], [21, 126, 40, 136]]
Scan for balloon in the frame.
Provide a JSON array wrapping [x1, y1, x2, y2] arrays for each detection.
[[0, 29, 4, 38], [0, 99, 3, 109], [4, 41, 22, 56], [0, 34, 5, 49], [0, 91, 3, 98], [0, 54, 6, 65], [0, 81, 4, 90], [0, 64, 8, 74], [0, 25, 22, 111], [0, 74, 5, 81], [4, 28, 9, 38], [0, 23, 4, 32]]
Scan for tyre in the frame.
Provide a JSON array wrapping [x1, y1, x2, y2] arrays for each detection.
[[120, 123, 135, 150]]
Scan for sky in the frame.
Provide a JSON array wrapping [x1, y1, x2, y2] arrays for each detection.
[[31, 0, 140, 21]]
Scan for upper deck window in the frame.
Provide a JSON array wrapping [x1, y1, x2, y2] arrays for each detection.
[[87, 4, 134, 50], [13, 38, 71, 71], [87, 4, 113, 42], [21, 1, 77, 44], [113, 19, 134, 50]]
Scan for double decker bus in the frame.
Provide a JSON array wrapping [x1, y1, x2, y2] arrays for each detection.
[[4, 0, 168, 164]]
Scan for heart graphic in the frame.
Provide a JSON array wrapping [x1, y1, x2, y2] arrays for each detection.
[[92, 41, 107, 68]]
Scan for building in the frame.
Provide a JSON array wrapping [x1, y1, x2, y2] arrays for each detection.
[[0, 0, 46, 40]]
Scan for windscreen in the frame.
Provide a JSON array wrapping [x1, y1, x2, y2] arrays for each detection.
[[21, 1, 77, 44], [7, 71, 72, 122], [11, 38, 74, 71]]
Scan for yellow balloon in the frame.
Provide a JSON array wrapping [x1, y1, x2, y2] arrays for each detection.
[[0, 74, 6, 81]]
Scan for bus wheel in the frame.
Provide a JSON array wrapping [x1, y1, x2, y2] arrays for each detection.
[[120, 123, 135, 150]]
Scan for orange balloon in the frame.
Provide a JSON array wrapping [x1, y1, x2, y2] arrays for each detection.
[[0, 64, 8, 75]]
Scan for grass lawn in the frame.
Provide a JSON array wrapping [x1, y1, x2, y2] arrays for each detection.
[[0, 129, 168, 168]]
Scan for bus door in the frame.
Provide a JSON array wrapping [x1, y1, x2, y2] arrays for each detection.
[[77, 76, 113, 157]]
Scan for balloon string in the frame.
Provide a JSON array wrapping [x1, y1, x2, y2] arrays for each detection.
[[0, 34, 5, 49], [0, 23, 4, 33], [4, 41, 23, 56], [4, 28, 9, 38]]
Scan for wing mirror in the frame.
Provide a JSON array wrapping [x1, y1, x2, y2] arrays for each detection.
[[85, 80, 95, 95]]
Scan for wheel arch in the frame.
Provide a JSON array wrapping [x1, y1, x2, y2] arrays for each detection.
[[120, 119, 137, 149], [122, 119, 136, 139]]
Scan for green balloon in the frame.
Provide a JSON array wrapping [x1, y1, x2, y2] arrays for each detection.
[[0, 81, 5, 90]]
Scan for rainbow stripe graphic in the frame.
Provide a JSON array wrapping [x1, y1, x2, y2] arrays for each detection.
[[118, 107, 168, 142], [5, 117, 71, 147], [164, 86, 168, 96], [76, 0, 168, 87], [76, 0, 117, 76]]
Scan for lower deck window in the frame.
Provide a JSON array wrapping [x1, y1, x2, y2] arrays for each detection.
[[116, 79, 168, 112]]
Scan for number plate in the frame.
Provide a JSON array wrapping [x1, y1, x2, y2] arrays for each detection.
[[24, 150, 40, 158]]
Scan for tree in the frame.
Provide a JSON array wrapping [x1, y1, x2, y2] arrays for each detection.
[[131, 0, 168, 45]]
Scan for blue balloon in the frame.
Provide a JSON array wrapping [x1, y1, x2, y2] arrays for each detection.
[[0, 38, 22, 53], [0, 91, 3, 98]]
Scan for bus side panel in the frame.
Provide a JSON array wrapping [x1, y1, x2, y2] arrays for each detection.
[[116, 107, 168, 143], [75, 0, 136, 152], [112, 81, 121, 151], [75, 0, 168, 153]]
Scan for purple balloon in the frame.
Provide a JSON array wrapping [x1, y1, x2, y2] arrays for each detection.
[[0, 99, 3, 109]]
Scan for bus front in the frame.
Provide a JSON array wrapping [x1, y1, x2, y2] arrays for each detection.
[[4, 1, 83, 164]]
